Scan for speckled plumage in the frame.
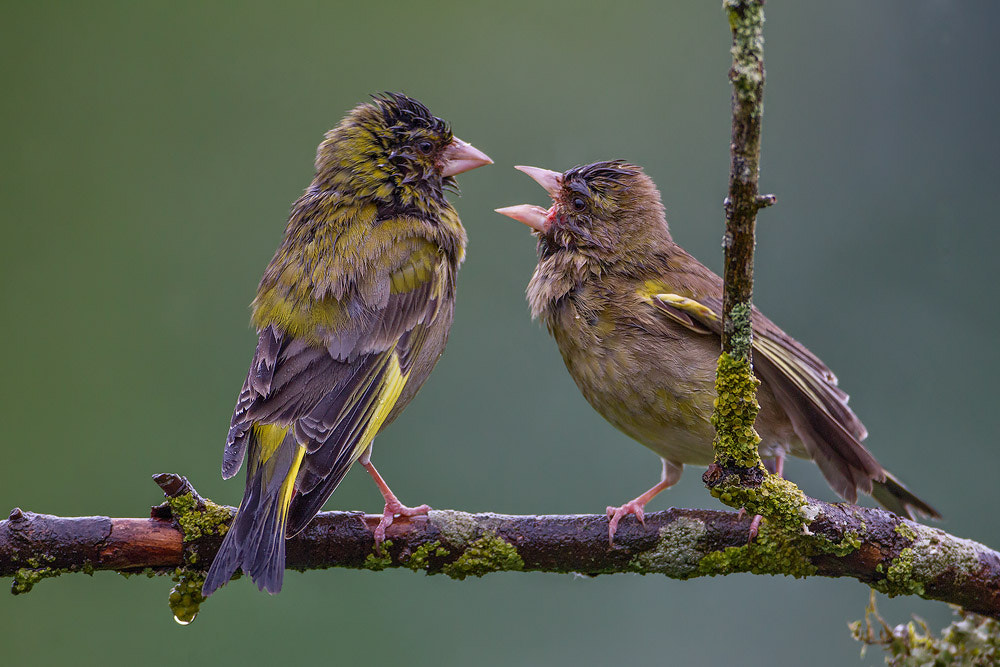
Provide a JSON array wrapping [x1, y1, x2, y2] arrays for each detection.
[[512, 161, 937, 526], [203, 94, 487, 596]]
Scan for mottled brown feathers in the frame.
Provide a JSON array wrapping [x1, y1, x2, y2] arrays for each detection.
[[523, 160, 938, 521]]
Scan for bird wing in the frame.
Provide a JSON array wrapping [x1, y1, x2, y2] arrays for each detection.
[[223, 236, 452, 533], [643, 290, 883, 502]]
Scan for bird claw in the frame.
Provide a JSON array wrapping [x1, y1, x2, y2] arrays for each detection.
[[734, 506, 763, 542], [606, 500, 647, 546], [747, 514, 763, 543], [373, 501, 431, 553]]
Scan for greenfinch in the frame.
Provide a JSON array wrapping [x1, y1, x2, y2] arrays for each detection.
[[202, 93, 491, 595], [497, 161, 937, 543]]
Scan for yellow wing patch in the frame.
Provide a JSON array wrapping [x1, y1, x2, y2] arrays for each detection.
[[644, 291, 718, 335], [645, 290, 843, 425], [253, 424, 291, 466], [352, 351, 410, 463], [654, 293, 719, 322], [389, 243, 438, 294], [278, 445, 307, 522]]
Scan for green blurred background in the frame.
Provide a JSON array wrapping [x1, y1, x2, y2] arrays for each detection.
[[2, 1, 997, 664]]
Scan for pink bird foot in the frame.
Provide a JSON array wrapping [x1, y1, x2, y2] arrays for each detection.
[[606, 499, 648, 545], [741, 455, 784, 542], [362, 459, 431, 552], [606, 459, 684, 546], [374, 499, 431, 549]]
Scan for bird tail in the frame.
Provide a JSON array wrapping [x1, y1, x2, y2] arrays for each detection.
[[202, 425, 305, 597], [871, 471, 940, 521]]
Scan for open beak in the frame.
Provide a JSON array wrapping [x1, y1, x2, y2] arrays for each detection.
[[440, 137, 493, 177], [495, 204, 551, 233], [514, 165, 562, 198], [495, 165, 564, 233]]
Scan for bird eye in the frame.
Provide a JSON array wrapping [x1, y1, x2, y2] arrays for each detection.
[[572, 197, 586, 211], [416, 140, 434, 155]]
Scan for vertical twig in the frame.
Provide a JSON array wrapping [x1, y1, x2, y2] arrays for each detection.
[[707, 0, 777, 485], [720, 0, 774, 361]]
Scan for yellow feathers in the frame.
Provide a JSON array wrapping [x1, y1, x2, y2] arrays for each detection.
[[645, 292, 717, 335], [278, 446, 306, 524], [355, 353, 409, 462], [390, 243, 438, 294], [251, 424, 291, 470]]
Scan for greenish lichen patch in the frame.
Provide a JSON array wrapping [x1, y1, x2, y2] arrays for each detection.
[[828, 530, 863, 557], [727, 303, 754, 361], [363, 540, 394, 571], [12, 561, 95, 595], [711, 352, 764, 470], [118, 567, 159, 580], [12, 568, 57, 594], [906, 526, 983, 589], [403, 541, 449, 572], [441, 534, 523, 581], [25, 553, 55, 569], [873, 548, 924, 598], [630, 516, 708, 577], [852, 592, 1000, 664], [168, 568, 205, 625], [724, 0, 766, 106], [698, 521, 819, 579], [167, 493, 232, 542], [709, 472, 808, 533], [894, 522, 918, 542], [428, 509, 480, 546], [696, 508, 865, 580]]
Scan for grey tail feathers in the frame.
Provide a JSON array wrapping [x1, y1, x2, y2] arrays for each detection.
[[871, 471, 941, 521], [202, 440, 299, 597], [285, 454, 355, 537]]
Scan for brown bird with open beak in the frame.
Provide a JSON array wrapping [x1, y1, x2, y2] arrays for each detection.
[[497, 161, 938, 544]]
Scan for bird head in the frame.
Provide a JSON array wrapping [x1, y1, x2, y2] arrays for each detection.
[[496, 160, 670, 264], [314, 92, 491, 209]]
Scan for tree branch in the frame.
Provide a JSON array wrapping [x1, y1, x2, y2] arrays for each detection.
[[2, 474, 999, 621], [720, 0, 772, 361], [709, 0, 778, 491]]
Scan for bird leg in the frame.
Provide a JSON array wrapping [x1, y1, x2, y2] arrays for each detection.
[[606, 459, 683, 546], [745, 454, 785, 541], [360, 459, 431, 550]]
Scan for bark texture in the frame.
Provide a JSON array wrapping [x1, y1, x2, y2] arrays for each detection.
[[2, 474, 998, 620]]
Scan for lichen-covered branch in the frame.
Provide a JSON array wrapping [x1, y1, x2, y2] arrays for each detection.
[[851, 591, 1000, 663], [709, 0, 782, 498], [720, 0, 773, 360], [2, 474, 999, 622]]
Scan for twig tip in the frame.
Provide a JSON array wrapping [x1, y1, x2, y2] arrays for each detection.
[[756, 194, 777, 208]]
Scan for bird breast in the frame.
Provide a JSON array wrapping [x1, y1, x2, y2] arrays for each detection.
[[546, 283, 721, 465]]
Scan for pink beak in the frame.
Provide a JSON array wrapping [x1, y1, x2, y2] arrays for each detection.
[[514, 165, 562, 198], [495, 165, 564, 233], [495, 204, 552, 233], [440, 137, 493, 177]]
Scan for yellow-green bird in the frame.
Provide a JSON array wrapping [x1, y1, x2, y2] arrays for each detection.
[[202, 93, 491, 596], [497, 161, 937, 543]]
